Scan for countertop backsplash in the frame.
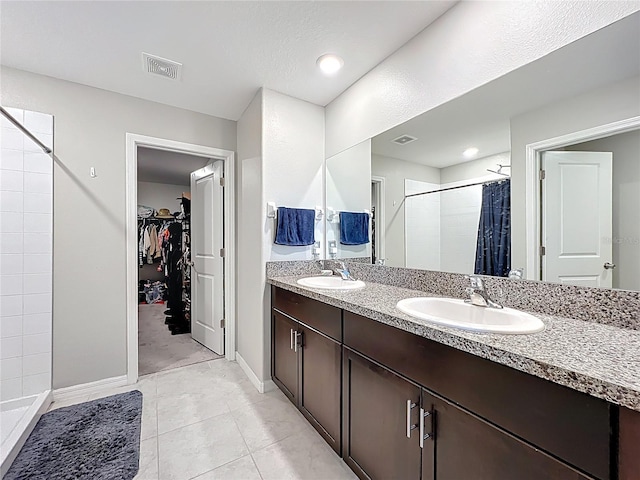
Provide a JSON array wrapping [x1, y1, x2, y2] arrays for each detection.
[[266, 260, 640, 331]]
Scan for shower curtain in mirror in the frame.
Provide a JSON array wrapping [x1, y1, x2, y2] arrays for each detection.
[[474, 179, 511, 277]]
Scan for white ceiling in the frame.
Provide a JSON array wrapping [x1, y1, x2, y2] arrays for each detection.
[[0, 0, 456, 121], [371, 12, 640, 169], [137, 147, 209, 185]]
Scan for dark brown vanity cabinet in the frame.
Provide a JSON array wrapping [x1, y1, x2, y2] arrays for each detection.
[[270, 287, 636, 480], [343, 347, 590, 480], [271, 287, 342, 453], [420, 390, 591, 480], [272, 311, 299, 400], [343, 348, 422, 480]]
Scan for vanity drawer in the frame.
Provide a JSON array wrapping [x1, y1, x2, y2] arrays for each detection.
[[343, 311, 612, 480], [272, 286, 342, 341]]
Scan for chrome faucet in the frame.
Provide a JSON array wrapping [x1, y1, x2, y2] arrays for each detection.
[[465, 275, 503, 309], [333, 261, 356, 281]]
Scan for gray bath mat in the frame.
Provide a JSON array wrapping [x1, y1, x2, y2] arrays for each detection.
[[5, 390, 142, 480]]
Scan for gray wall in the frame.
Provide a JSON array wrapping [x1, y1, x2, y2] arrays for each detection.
[[371, 154, 439, 267], [565, 130, 640, 290], [510, 75, 640, 272], [1, 67, 236, 389]]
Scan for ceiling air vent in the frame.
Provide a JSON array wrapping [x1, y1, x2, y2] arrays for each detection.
[[142, 53, 182, 80], [392, 134, 417, 145]]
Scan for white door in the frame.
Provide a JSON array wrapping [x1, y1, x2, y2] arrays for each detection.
[[541, 151, 613, 287], [190, 160, 224, 354]]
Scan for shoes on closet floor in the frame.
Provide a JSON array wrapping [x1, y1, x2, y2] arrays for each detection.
[[169, 323, 191, 335]]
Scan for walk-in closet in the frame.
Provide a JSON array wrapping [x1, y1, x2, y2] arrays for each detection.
[[136, 147, 221, 375]]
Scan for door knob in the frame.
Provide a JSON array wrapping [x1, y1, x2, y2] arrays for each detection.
[[604, 262, 616, 270]]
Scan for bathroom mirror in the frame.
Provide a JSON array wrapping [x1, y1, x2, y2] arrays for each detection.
[[325, 140, 372, 261], [326, 12, 640, 291]]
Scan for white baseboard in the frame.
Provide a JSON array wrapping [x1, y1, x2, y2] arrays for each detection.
[[53, 375, 128, 402], [235, 351, 275, 393]]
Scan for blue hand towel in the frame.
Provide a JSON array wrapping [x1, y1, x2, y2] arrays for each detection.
[[274, 207, 316, 246], [339, 212, 370, 245]]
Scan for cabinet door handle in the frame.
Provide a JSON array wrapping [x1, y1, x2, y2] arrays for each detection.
[[406, 400, 418, 438], [294, 331, 301, 352], [290, 329, 294, 350], [420, 407, 433, 448]]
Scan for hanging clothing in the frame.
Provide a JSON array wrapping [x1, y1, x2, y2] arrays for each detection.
[[474, 180, 511, 277]]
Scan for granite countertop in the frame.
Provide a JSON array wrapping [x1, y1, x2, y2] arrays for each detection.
[[268, 275, 640, 412]]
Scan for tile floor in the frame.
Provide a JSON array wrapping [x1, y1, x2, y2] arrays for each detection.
[[48, 359, 357, 480]]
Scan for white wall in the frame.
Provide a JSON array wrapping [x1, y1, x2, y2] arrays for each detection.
[[565, 130, 640, 290], [263, 89, 325, 263], [326, 1, 638, 158], [137, 181, 189, 213], [326, 140, 371, 259], [1, 107, 53, 401], [236, 88, 325, 384], [371, 154, 439, 267], [1, 67, 237, 389], [440, 152, 510, 184], [510, 76, 640, 271], [237, 89, 265, 385]]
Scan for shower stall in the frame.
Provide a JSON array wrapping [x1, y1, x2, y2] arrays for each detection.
[[0, 106, 53, 474]]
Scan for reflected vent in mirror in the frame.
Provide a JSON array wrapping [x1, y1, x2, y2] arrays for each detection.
[[392, 134, 417, 145], [142, 53, 183, 80]]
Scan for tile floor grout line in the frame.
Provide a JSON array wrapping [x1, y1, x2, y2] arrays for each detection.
[[185, 452, 255, 480], [249, 452, 266, 480], [245, 429, 299, 456], [228, 403, 270, 479], [156, 408, 233, 438]]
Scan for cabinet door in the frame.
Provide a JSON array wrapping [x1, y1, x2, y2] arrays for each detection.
[[272, 311, 298, 401], [423, 390, 591, 480], [299, 324, 342, 454], [343, 348, 422, 480]]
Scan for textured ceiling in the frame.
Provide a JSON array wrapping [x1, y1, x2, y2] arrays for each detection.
[[0, 1, 456, 121], [137, 147, 209, 185], [371, 12, 640, 168]]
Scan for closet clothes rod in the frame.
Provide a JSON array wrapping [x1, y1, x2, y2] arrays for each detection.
[[404, 178, 510, 199], [0, 106, 52, 155]]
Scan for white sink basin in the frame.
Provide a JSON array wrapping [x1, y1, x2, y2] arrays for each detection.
[[297, 276, 366, 290], [396, 297, 544, 334]]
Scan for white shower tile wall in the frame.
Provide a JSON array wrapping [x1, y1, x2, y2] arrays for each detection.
[[0, 107, 53, 402], [405, 179, 440, 271], [439, 185, 483, 275]]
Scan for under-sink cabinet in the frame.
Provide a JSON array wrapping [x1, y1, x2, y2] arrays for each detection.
[[271, 287, 342, 454], [270, 286, 639, 480], [343, 348, 591, 480]]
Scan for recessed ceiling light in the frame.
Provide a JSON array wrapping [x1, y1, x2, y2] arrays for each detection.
[[317, 54, 344, 75], [463, 147, 479, 158]]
